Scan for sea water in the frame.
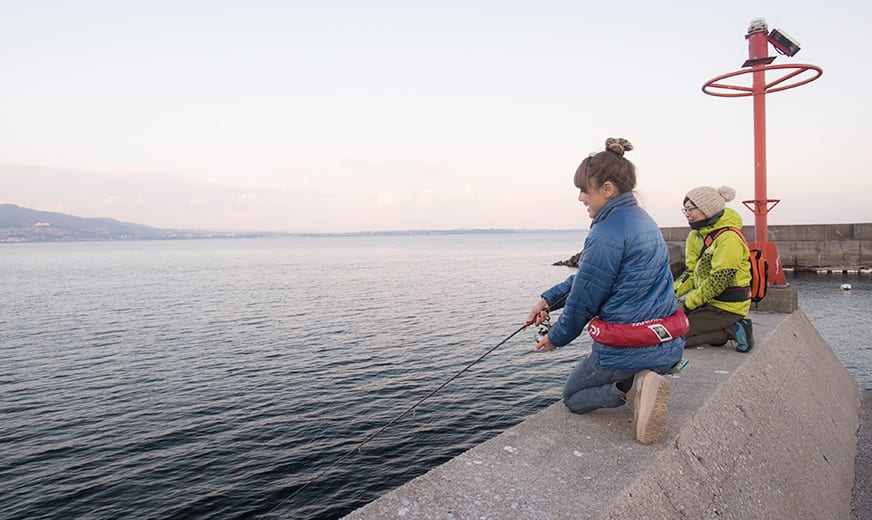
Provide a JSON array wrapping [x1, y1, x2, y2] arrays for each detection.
[[2, 233, 870, 519]]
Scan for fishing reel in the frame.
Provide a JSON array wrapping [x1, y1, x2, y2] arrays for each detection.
[[533, 314, 552, 343]]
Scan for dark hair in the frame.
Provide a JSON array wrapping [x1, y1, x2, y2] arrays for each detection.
[[573, 137, 636, 193]]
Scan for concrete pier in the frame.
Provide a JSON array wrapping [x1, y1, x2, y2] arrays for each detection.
[[660, 223, 872, 271], [344, 310, 861, 519], [854, 391, 872, 518]]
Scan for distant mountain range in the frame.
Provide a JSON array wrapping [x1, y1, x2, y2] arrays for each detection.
[[0, 204, 541, 243], [0, 204, 229, 242]]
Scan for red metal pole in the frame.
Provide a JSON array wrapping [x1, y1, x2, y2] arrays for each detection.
[[703, 19, 822, 287], [745, 22, 788, 285], [748, 27, 769, 248]]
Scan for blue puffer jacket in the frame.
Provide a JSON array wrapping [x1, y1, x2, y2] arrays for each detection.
[[542, 192, 684, 371]]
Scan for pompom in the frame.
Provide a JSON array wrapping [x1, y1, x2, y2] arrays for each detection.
[[718, 186, 736, 202]]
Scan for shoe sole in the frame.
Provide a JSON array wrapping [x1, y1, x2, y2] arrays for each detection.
[[633, 371, 672, 445]]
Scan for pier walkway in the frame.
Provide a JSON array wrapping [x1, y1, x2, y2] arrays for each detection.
[[344, 310, 863, 519]]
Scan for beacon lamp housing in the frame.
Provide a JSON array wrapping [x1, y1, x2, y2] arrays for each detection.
[[769, 28, 801, 57]]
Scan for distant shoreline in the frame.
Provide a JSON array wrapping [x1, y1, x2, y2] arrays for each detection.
[[0, 226, 577, 244], [2, 202, 580, 243]]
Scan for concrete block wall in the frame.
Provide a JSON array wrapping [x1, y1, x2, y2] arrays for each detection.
[[662, 223, 872, 270]]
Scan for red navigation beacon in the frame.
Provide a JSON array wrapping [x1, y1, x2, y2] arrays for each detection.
[[702, 18, 822, 286]]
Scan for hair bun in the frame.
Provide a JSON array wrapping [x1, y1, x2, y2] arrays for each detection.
[[718, 186, 736, 202], [605, 137, 633, 156]]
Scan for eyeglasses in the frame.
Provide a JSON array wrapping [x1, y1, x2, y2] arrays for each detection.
[[681, 205, 698, 215]]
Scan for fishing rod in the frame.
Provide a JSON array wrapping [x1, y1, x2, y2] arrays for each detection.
[[261, 292, 569, 518]]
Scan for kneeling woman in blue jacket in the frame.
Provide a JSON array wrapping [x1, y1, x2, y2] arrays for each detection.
[[527, 138, 686, 445]]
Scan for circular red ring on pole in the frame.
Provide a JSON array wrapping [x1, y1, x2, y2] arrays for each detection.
[[702, 63, 823, 97]]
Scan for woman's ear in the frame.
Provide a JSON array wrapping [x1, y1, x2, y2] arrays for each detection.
[[601, 181, 617, 198]]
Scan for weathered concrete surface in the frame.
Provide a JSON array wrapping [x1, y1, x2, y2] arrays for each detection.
[[344, 311, 860, 519], [750, 284, 798, 313], [853, 390, 872, 519]]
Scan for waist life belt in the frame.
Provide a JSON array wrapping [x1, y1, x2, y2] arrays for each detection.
[[715, 286, 751, 302], [588, 310, 689, 348]]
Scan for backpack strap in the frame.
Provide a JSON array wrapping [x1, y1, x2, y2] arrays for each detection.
[[701, 226, 746, 254], [700, 227, 751, 302]]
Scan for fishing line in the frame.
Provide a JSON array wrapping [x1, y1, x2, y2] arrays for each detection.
[[262, 293, 568, 518]]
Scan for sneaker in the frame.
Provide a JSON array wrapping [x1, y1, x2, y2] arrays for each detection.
[[624, 378, 637, 408], [731, 318, 754, 353], [631, 370, 672, 445]]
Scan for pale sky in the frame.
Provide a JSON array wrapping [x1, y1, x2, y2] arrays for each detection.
[[1, 1, 869, 233]]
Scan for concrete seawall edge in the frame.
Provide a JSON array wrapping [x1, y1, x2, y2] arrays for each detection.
[[344, 311, 861, 519]]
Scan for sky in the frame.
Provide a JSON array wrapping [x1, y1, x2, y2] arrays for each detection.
[[1, 1, 870, 233]]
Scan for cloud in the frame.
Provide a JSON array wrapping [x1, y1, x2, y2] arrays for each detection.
[[188, 197, 206, 206], [375, 191, 407, 208], [236, 193, 256, 205], [103, 195, 127, 205]]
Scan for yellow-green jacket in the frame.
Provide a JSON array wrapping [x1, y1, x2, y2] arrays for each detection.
[[674, 207, 751, 316]]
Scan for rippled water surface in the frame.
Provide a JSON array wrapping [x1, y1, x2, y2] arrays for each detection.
[[2, 234, 870, 519], [787, 270, 872, 389]]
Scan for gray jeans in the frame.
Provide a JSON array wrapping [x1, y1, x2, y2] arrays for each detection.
[[561, 353, 648, 414], [684, 304, 744, 348]]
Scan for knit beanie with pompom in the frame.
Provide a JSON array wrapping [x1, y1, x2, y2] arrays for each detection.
[[684, 186, 736, 218]]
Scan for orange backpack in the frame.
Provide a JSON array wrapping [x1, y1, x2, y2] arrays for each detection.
[[702, 227, 769, 304]]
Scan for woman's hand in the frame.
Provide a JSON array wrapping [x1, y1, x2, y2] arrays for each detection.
[[526, 298, 550, 327], [534, 333, 556, 352]]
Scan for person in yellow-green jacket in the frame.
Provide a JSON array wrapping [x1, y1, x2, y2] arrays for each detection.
[[674, 185, 754, 352]]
